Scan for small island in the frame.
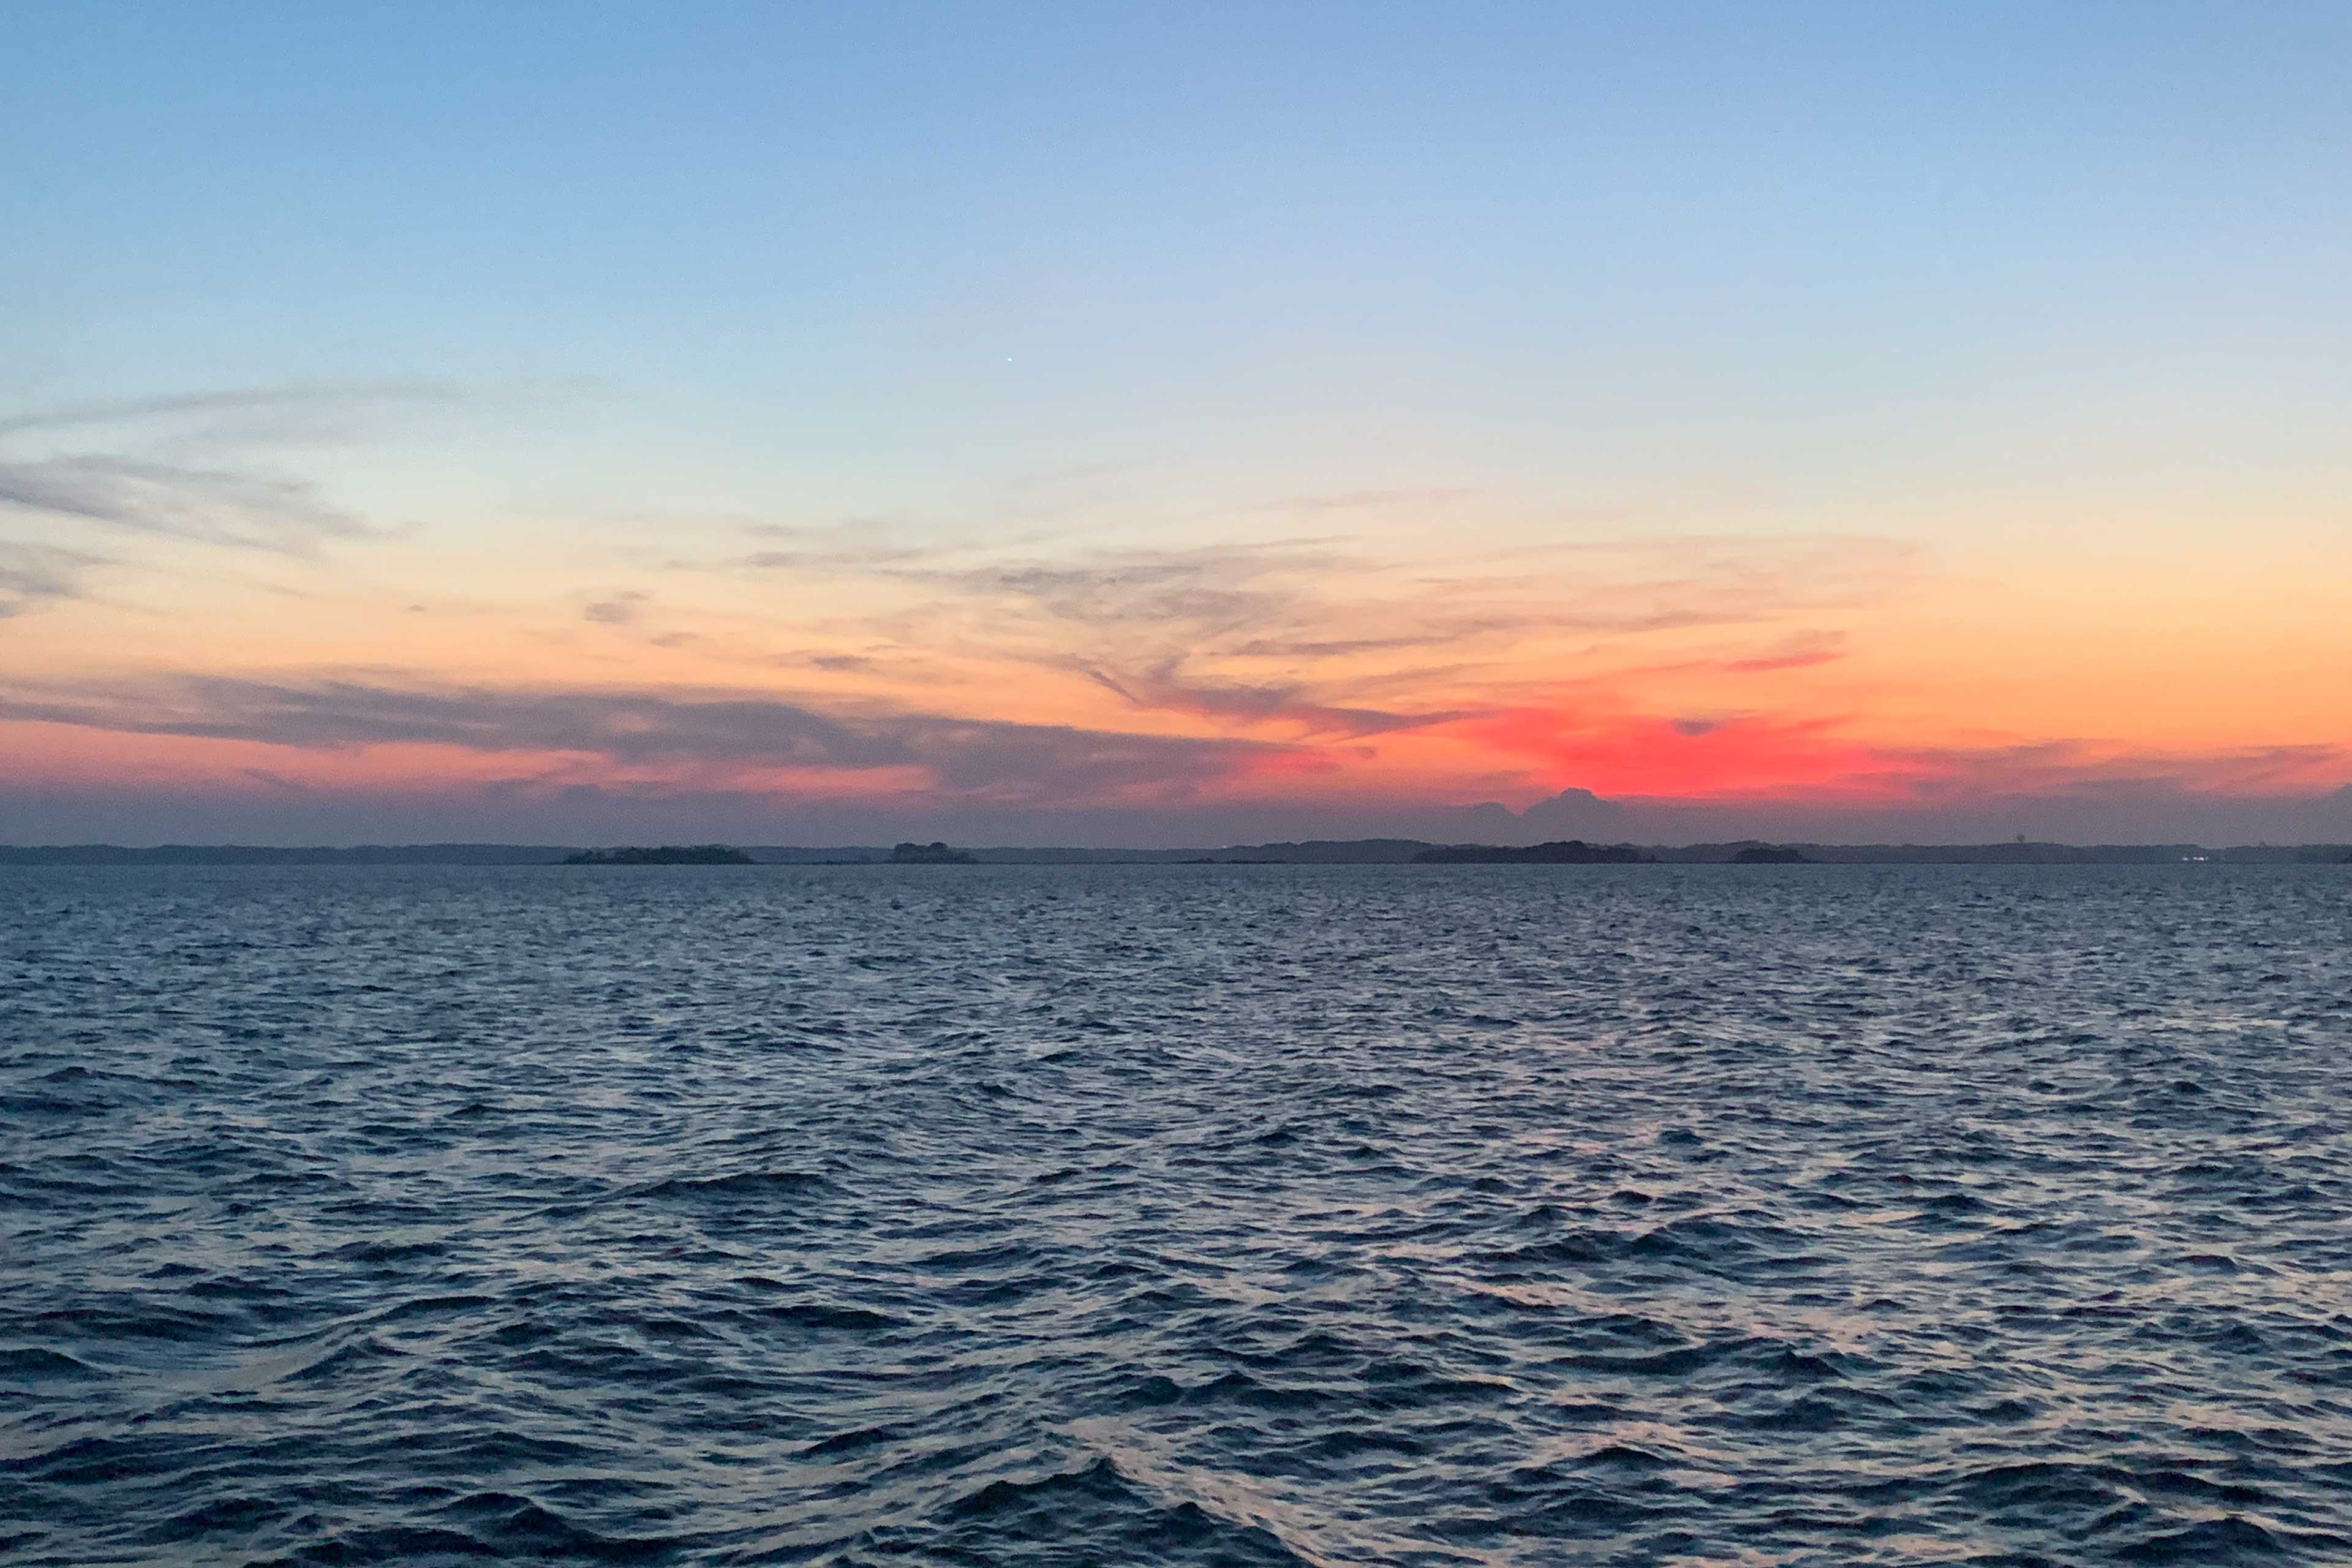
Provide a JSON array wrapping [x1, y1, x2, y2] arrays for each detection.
[[562, 845, 755, 865], [1412, 840, 1653, 864], [1731, 844, 1812, 864], [889, 840, 976, 864]]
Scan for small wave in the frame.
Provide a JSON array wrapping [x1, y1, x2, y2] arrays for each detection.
[[799, 1422, 910, 1458], [934, 1456, 1309, 1566], [0, 1346, 105, 1381], [154, 1493, 280, 1539], [636, 1169, 839, 1202], [1562, 1337, 1757, 1377], [1069, 1422, 1513, 1568], [2116, 1513, 2342, 1563], [0, 1093, 92, 1117], [754, 1301, 907, 1333], [328, 1237, 450, 1263], [438, 1491, 679, 1562], [246, 1524, 502, 1564], [1177, 1370, 1335, 1411], [285, 1333, 405, 1385]]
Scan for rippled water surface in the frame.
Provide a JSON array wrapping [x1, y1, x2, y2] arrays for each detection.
[[4, 863, 2351, 1566]]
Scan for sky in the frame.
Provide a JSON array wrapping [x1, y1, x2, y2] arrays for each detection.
[[4, 2, 2349, 846]]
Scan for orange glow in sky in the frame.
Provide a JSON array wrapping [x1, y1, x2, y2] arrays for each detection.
[[5, 9, 2351, 844]]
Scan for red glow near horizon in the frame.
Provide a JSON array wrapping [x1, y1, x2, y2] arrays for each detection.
[[1441, 708, 1912, 800]]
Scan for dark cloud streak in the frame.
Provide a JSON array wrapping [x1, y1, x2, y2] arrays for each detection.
[[0, 674, 1305, 805], [583, 591, 648, 625]]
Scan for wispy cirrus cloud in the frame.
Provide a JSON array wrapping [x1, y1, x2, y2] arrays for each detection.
[[0, 383, 452, 585], [0, 454, 379, 554], [1723, 628, 1847, 674], [0, 381, 459, 442], [1069, 655, 1456, 737], [811, 533, 1919, 730], [0, 542, 111, 619], [614, 527, 1927, 755], [889, 541, 1359, 653]]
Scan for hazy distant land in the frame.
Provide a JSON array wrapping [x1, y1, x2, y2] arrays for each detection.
[[560, 845, 756, 865], [4, 839, 2345, 866]]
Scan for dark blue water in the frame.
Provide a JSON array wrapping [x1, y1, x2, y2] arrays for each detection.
[[4, 864, 2350, 1566]]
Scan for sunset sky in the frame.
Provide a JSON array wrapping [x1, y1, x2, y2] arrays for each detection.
[[5, 2, 2348, 845]]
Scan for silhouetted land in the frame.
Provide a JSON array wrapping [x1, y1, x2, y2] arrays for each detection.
[[889, 841, 976, 864], [562, 845, 755, 865], [1413, 840, 1655, 864], [1732, 845, 1812, 864]]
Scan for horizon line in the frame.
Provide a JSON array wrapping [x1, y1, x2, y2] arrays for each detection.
[[6, 837, 2348, 855]]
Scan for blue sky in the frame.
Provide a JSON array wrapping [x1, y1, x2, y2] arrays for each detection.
[[12, 1, 2346, 513], [4, 3, 2350, 843]]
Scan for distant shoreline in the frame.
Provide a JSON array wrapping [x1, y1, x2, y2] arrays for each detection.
[[4, 839, 2345, 867]]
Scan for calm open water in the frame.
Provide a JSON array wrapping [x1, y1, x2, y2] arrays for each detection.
[[3, 863, 2349, 1566]]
